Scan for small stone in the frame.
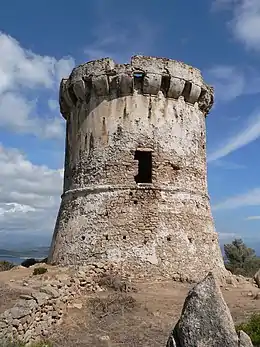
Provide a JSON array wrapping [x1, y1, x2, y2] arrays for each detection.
[[0, 321, 7, 329], [20, 294, 33, 300], [18, 324, 23, 332], [226, 276, 237, 287], [20, 316, 28, 325], [12, 319, 20, 327], [51, 310, 59, 318], [77, 271, 85, 278], [24, 329, 33, 342], [56, 273, 70, 284], [41, 312, 47, 320], [254, 293, 260, 300], [40, 286, 59, 298], [34, 325, 42, 335], [95, 335, 112, 347], [9, 306, 31, 319], [254, 269, 260, 288], [68, 302, 82, 309]]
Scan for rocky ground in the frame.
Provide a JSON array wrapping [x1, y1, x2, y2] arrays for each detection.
[[0, 264, 260, 346]]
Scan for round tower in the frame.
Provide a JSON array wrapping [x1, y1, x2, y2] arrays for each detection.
[[48, 56, 226, 281]]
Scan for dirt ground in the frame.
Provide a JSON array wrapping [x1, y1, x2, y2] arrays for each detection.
[[52, 280, 260, 347], [1, 267, 260, 347]]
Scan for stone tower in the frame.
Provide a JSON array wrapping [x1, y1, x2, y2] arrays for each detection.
[[48, 56, 226, 281]]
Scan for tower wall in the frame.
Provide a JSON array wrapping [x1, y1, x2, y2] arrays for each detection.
[[49, 56, 226, 281]]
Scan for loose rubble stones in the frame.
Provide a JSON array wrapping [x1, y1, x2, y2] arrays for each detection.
[[0, 262, 127, 344]]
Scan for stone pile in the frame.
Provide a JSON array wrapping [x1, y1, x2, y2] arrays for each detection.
[[0, 261, 121, 345]]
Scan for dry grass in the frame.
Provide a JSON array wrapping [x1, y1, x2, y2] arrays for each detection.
[[88, 293, 137, 318], [1, 267, 260, 347], [51, 281, 188, 347], [96, 273, 137, 293], [51, 279, 260, 347]]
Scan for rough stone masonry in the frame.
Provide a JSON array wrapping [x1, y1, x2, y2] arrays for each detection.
[[48, 55, 227, 282]]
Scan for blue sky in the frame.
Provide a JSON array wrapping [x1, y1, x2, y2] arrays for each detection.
[[0, 0, 260, 250]]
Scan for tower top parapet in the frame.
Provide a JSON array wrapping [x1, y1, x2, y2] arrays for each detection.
[[59, 55, 214, 119]]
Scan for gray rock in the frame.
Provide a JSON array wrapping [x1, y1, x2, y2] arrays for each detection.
[[254, 269, 260, 288], [20, 294, 33, 300], [15, 299, 38, 311], [24, 328, 33, 342], [167, 272, 252, 347], [0, 320, 7, 329], [95, 335, 112, 347], [32, 291, 50, 305], [9, 306, 31, 320], [12, 319, 20, 327], [40, 285, 59, 298], [238, 330, 254, 347]]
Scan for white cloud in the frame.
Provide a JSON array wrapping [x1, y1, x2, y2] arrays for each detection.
[[0, 32, 74, 92], [0, 92, 64, 139], [245, 216, 260, 220], [213, 0, 260, 51], [206, 65, 260, 102], [212, 187, 260, 210], [0, 32, 74, 139], [208, 109, 260, 162], [231, 0, 260, 50], [0, 144, 63, 234], [209, 159, 246, 170], [207, 66, 245, 101]]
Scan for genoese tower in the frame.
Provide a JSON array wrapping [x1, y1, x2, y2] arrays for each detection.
[[48, 56, 226, 281]]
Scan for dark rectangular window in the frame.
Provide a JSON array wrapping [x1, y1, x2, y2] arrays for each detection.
[[134, 150, 152, 183]]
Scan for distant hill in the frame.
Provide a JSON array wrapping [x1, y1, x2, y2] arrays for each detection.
[[0, 246, 49, 264]]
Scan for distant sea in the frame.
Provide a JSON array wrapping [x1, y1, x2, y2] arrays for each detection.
[[0, 246, 49, 264]]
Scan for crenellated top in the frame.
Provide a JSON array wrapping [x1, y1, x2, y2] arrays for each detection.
[[59, 55, 214, 119]]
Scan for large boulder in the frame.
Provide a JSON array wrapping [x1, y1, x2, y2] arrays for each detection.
[[238, 330, 254, 347], [254, 268, 260, 288], [166, 272, 253, 347]]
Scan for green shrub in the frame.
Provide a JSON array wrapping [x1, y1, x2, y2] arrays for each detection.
[[236, 313, 260, 346], [224, 238, 260, 277], [32, 267, 47, 276], [0, 261, 15, 272]]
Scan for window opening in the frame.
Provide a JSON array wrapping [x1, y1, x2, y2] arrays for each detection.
[[133, 71, 145, 92], [134, 150, 152, 183]]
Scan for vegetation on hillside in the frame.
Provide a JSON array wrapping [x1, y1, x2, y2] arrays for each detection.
[[224, 238, 260, 277], [0, 261, 14, 272], [32, 267, 47, 276]]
